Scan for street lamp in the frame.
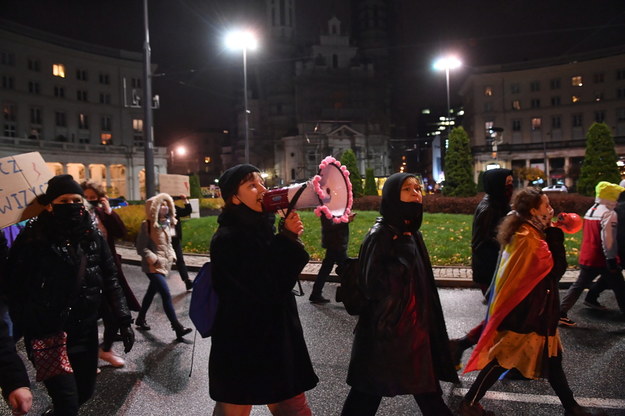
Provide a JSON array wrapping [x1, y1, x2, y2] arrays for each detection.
[[170, 145, 187, 171], [225, 30, 258, 164], [433, 56, 462, 131]]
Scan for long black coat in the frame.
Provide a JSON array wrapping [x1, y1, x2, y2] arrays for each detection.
[[0, 296, 29, 400], [208, 206, 318, 404], [347, 218, 459, 396], [471, 169, 512, 286]]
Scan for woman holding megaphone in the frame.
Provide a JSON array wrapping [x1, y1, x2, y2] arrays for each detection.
[[209, 164, 318, 416]]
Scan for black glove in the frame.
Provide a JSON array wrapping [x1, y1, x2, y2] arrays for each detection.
[[120, 325, 135, 353], [606, 258, 620, 274]]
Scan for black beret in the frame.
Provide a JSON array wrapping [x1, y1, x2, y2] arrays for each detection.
[[38, 174, 84, 205], [218, 164, 260, 201]]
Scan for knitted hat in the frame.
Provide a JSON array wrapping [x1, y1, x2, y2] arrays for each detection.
[[38, 174, 84, 205], [218, 164, 260, 201], [595, 181, 624, 201]]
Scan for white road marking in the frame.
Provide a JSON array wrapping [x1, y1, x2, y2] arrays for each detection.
[[453, 388, 625, 409]]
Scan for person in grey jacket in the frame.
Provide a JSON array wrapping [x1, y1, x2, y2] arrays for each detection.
[[135, 193, 191, 341]]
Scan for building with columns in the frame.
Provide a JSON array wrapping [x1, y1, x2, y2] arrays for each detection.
[[0, 21, 168, 200], [460, 47, 625, 188]]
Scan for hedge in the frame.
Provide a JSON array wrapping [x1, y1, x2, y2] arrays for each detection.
[[353, 192, 595, 216]]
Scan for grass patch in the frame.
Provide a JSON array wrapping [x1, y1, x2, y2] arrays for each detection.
[[180, 211, 582, 266]]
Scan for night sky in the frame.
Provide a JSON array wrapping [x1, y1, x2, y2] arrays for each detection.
[[4, 0, 625, 145]]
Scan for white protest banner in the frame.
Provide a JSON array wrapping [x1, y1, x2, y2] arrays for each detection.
[[159, 173, 190, 197], [0, 152, 54, 228]]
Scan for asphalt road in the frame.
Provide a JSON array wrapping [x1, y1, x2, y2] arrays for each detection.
[[4, 264, 625, 416]]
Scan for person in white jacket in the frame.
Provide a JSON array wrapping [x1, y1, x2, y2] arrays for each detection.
[[135, 193, 192, 340]]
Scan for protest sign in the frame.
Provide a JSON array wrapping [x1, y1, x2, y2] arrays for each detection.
[[0, 152, 54, 228], [159, 173, 190, 197]]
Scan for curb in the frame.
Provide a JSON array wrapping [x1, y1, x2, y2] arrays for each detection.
[[117, 245, 579, 289]]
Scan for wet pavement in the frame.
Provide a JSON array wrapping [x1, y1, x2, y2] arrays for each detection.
[[3, 257, 624, 415]]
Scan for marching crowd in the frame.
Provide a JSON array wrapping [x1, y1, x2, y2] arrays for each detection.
[[0, 167, 622, 416]]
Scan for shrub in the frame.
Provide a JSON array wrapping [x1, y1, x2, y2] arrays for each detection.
[[115, 205, 146, 243], [577, 122, 620, 196], [363, 168, 378, 196], [442, 126, 476, 197], [341, 149, 363, 197]]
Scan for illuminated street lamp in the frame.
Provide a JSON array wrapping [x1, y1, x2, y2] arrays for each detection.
[[170, 145, 187, 170], [433, 56, 462, 129], [225, 30, 258, 164]]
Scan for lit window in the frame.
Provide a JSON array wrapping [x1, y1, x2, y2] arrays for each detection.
[[53, 64, 66, 78], [512, 100, 521, 110], [571, 95, 581, 103], [132, 119, 143, 132], [484, 86, 493, 96], [571, 76, 582, 87], [101, 133, 112, 145], [531, 117, 542, 130]]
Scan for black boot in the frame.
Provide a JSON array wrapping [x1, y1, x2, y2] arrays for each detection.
[[184, 279, 194, 291], [172, 321, 192, 341], [135, 316, 150, 330], [449, 337, 473, 370]]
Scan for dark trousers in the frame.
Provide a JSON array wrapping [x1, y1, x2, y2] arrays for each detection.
[[312, 248, 347, 296], [561, 265, 625, 314], [341, 387, 452, 416], [100, 301, 119, 352], [43, 324, 99, 416], [587, 269, 625, 312], [138, 273, 179, 325], [171, 236, 190, 282], [464, 356, 576, 411]]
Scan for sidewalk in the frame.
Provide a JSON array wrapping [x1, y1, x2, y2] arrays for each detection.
[[118, 245, 580, 288]]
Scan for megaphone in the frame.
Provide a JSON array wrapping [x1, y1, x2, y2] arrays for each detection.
[[263, 156, 353, 223], [553, 212, 583, 234]]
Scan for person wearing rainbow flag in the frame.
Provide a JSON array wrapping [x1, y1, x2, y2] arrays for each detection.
[[458, 188, 601, 416]]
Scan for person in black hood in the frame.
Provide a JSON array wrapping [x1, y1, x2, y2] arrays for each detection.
[[341, 172, 458, 416], [6, 174, 134, 416], [450, 168, 513, 369], [208, 164, 318, 415]]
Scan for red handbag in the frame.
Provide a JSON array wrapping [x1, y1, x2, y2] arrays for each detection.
[[31, 332, 73, 381]]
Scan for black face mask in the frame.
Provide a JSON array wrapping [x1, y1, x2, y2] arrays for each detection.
[[52, 203, 86, 227], [398, 201, 423, 230]]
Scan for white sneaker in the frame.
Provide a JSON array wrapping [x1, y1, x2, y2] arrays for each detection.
[[99, 348, 125, 368]]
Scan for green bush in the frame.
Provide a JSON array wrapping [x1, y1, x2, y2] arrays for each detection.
[[115, 205, 146, 243]]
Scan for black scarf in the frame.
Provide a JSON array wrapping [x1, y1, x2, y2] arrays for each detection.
[[379, 172, 423, 234]]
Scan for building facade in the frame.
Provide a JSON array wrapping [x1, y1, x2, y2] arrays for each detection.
[[460, 47, 625, 188], [0, 21, 168, 200]]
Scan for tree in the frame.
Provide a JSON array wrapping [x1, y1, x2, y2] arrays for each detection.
[[577, 122, 620, 196], [340, 149, 363, 198], [189, 173, 202, 198], [442, 126, 476, 196], [363, 168, 378, 195]]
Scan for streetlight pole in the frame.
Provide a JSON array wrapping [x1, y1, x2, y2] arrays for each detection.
[[242, 47, 249, 164], [225, 30, 258, 165], [142, 0, 155, 198]]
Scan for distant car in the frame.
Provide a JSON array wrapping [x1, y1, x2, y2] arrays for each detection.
[[542, 184, 568, 193]]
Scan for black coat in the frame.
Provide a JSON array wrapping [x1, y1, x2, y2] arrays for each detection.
[[0, 297, 29, 400], [208, 205, 318, 404], [347, 219, 459, 396], [6, 211, 131, 340], [471, 169, 512, 286], [320, 215, 349, 251]]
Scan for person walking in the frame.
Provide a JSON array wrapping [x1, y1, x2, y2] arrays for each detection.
[[134, 193, 192, 341], [310, 212, 356, 304], [209, 164, 318, 416], [81, 180, 141, 368], [459, 188, 598, 416], [449, 168, 513, 368], [172, 195, 194, 291], [341, 172, 458, 416], [5, 174, 134, 416], [559, 181, 625, 326]]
